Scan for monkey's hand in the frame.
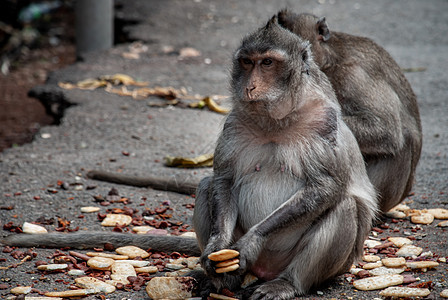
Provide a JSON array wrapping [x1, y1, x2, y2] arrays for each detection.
[[200, 236, 232, 277], [231, 231, 264, 275]]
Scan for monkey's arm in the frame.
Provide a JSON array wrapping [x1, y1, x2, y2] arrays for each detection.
[[87, 170, 199, 195], [2, 231, 200, 256], [233, 170, 344, 273]]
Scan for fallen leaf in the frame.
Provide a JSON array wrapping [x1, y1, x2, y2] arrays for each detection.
[[164, 153, 213, 168]]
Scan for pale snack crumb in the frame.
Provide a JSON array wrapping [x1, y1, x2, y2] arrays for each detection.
[[101, 214, 133, 227], [411, 213, 434, 224], [362, 255, 380, 262], [22, 222, 48, 234], [353, 274, 403, 291], [387, 237, 413, 247], [216, 263, 239, 273], [208, 249, 239, 262], [379, 287, 430, 298], [87, 256, 115, 271], [441, 289, 448, 298], [396, 244, 423, 257], [381, 257, 406, 268], [115, 245, 150, 259]]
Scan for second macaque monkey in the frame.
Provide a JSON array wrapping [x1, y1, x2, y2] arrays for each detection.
[[277, 11, 422, 212]]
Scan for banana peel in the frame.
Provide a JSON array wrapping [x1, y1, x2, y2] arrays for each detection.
[[203, 96, 230, 114], [164, 153, 213, 168]]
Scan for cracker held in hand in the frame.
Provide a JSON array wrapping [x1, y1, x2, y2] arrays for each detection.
[[216, 264, 240, 273], [216, 258, 240, 268], [208, 249, 239, 262]]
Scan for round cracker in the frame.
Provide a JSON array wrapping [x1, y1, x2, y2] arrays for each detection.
[[215, 263, 239, 273], [208, 249, 239, 261], [216, 258, 240, 268]]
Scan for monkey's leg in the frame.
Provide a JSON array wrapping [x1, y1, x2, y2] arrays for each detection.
[[250, 198, 358, 299], [366, 148, 412, 212], [193, 176, 243, 291]]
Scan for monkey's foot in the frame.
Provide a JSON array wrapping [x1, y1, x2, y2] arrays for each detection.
[[249, 279, 297, 300]]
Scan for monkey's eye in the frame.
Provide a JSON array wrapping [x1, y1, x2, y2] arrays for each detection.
[[261, 58, 273, 66], [241, 58, 252, 65]]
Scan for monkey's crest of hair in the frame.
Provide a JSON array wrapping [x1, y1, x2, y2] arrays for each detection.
[[233, 16, 310, 70]]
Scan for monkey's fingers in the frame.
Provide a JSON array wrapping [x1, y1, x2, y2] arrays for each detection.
[[215, 263, 240, 273], [208, 249, 239, 262]]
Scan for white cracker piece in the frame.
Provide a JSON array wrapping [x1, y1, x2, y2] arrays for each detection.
[[364, 239, 382, 248], [406, 260, 439, 269], [146, 277, 195, 300], [22, 297, 63, 300], [381, 257, 406, 267], [369, 266, 406, 276], [387, 237, 412, 247], [101, 213, 133, 227], [385, 210, 407, 219], [22, 222, 48, 234], [437, 220, 448, 227], [111, 262, 136, 276], [411, 213, 434, 224], [86, 252, 129, 260], [425, 208, 448, 219], [441, 289, 448, 298], [208, 249, 239, 262], [115, 245, 149, 258], [10, 286, 32, 295], [362, 255, 380, 262], [117, 259, 150, 267], [216, 263, 239, 273], [80, 206, 100, 213], [75, 276, 116, 294], [396, 245, 423, 257], [45, 289, 96, 297], [353, 274, 403, 291], [37, 264, 68, 271], [362, 261, 383, 270], [87, 256, 115, 270], [132, 225, 155, 234], [379, 287, 430, 297], [135, 266, 158, 273]]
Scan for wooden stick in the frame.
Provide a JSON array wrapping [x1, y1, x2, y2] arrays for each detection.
[[87, 170, 199, 195]]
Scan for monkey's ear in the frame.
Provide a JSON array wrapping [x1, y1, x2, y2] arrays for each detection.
[[316, 17, 331, 42], [266, 15, 279, 28], [301, 44, 311, 75]]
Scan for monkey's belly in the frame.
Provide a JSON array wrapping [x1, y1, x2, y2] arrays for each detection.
[[235, 168, 303, 231]]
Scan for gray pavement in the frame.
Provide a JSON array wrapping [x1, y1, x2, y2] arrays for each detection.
[[1, 0, 447, 299]]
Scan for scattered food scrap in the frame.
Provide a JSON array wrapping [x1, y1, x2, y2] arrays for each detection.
[[164, 153, 213, 168], [58, 73, 230, 114]]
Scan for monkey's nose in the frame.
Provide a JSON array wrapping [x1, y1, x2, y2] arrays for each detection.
[[246, 86, 256, 99]]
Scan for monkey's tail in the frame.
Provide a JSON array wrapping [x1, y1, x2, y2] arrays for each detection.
[[2, 232, 201, 256]]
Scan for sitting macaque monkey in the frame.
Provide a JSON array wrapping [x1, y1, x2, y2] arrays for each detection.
[[192, 16, 377, 298], [3, 15, 377, 299], [277, 11, 422, 212]]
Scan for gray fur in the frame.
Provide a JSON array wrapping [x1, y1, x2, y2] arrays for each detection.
[[193, 16, 377, 298], [277, 10, 422, 212]]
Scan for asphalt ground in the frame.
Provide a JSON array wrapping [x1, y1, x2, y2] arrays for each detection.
[[1, 0, 447, 299]]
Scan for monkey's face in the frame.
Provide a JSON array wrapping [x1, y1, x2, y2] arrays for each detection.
[[233, 50, 295, 120], [230, 16, 314, 120]]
